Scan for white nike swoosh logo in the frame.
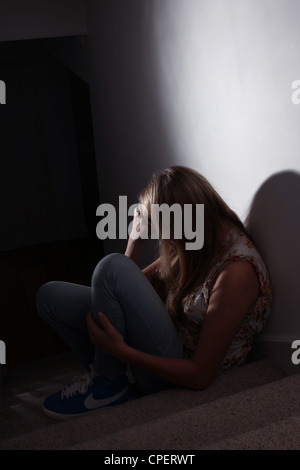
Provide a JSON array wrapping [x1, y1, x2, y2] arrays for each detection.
[[84, 386, 129, 410]]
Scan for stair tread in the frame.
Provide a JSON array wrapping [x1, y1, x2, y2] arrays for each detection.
[[200, 414, 300, 450], [66, 374, 300, 450], [0, 353, 289, 450]]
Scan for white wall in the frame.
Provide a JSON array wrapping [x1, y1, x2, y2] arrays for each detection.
[[87, 0, 300, 231], [86, 1, 300, 358], [151, 0, 300, 220], [146, 0, 300, 363]]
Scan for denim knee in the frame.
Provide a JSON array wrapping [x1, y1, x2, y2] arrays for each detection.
[[36, 281, 59, 320], [91, 253, 129, 287]]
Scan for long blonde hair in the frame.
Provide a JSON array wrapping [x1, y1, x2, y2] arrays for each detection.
[[139, 166, 247, 318]]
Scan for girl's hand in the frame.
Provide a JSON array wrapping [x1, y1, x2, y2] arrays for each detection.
[[125, 205, 150, 264], [86, 311, 126, 360], [129, 205, 149, 241]]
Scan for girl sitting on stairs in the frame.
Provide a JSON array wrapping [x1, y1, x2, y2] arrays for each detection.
[[36, 166, 272, 420]]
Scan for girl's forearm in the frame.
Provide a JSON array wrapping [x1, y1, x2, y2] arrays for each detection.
[[118, 344, 209, 390]]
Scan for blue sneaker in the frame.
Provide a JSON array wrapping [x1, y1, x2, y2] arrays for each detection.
[[42, 368, 131, 420]]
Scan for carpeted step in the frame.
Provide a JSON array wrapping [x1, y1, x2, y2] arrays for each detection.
[[201, 414, 300, 450], [0, 354, 287, 450], [65, 373, 300, 450], [0, 352, 86, 442]]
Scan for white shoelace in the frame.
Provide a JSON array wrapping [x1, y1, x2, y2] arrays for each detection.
[[61, 366, 96, 400]]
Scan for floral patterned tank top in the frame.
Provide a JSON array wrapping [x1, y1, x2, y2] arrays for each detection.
[[174, 229, 272, 370]]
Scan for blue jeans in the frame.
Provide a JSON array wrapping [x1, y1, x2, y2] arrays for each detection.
[[36, 253, 186, 395]]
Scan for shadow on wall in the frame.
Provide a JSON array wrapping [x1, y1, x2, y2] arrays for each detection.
[[86, 1, 177, 262], [245, 170, 300, 374]]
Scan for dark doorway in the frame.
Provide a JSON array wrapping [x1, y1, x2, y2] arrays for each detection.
[[0, 38, 103, 368]]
